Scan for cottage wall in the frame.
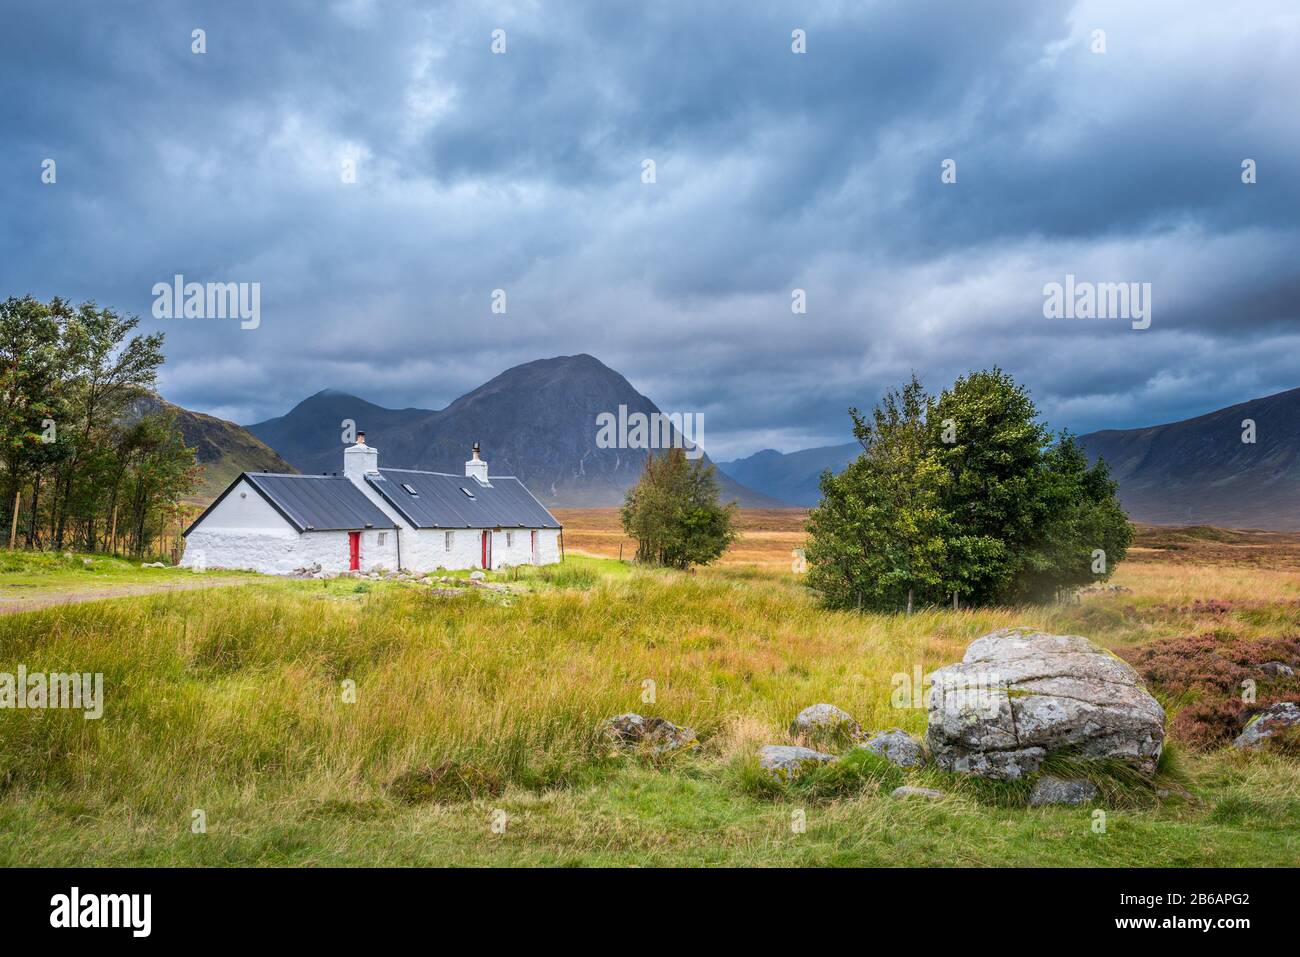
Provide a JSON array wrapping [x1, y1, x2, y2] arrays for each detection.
[[182, 526, 399, 575], [396, 526, 561, 572], [401, 527, 485, 572], [180, 478, 400, 574]]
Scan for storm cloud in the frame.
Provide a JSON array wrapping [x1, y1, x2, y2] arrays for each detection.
[[2, 0, 1297, 458]]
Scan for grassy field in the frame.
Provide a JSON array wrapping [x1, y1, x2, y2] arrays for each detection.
[[0, 550, 253, 614], [0, 516, 1298, 866]]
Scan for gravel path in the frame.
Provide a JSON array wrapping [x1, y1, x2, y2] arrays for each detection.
[[0, 576, 257, 615]]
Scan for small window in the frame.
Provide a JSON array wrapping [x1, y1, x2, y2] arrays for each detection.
[[401, 483, 419, 496], [377, 532, 387, 547], [506, 531, 515, 547], [459, 487, 476, 500], [444, 531, 454, 551]]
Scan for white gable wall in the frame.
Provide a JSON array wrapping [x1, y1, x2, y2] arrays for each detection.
[[180, 478, 401, 575], [190, 478, 290, 530]]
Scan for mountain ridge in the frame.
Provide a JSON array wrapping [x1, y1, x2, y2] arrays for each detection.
[[716, 442, 859, 507], [1077, 386, 1300, 530], [123, 395, 296, 501], [245, 354, 786, 508]]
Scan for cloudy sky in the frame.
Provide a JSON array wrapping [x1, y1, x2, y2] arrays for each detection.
[[3, 0, 1297, 459]]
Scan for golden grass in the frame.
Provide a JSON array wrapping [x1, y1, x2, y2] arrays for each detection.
[[555, 507, 809, 570], [0, 517, 1298, 866]]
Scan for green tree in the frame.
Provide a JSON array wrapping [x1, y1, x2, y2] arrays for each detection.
[[806, 375, 948, 612], [0, 296, 188, 555], [49, 302, 166, 549], [0, 297, 69, 540], [927, 368, 1053, 605], [806, 369, 1131, 611], [114, 412, 200, 555], [1011, 434, 1132, 602], [621, 447, 738, 569]]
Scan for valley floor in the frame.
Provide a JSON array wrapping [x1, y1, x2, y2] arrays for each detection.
[[0, 518, 1297, 867]]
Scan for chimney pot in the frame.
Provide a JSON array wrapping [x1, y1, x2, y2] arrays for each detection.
[[466, 442, 489, 483]]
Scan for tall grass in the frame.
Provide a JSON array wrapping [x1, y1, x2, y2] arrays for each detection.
[[1, 553, 1298, 865]]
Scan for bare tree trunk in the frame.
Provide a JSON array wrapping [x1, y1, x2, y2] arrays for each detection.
[[26, 476, 40, 548], [907, 588, 914, 615]]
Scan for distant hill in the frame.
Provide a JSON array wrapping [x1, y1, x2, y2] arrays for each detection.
[[716, 443, 859, 506], [1079, 386, 1300, 530], [246, 354, 785, 508], [124, 395, 295, 501]]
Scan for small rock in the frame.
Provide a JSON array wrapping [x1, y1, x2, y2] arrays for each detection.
[[1078, 583, 1132, 597], [470, 571, 486, 581], [890, 786, 943, 800], [1232, 702, 1300, 750], [1028, 776, 1099, 807], [789, 703, 861, 743], [859, 729, 926, 768], [1260, 661, 1296, 677], [758, 744, 837, 780], [600, 713, 698, 755], [141, 561, 166, 569]]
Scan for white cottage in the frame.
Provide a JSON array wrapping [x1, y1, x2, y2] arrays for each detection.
[[181, 436, 563, 575]]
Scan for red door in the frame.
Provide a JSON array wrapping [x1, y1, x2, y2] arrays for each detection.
[[530, 530, 538, 564], [349, 531, 361, 570], [480, 530, 491, 569]]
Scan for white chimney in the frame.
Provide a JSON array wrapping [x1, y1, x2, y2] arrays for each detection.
[[344, 430, 379, 485], [465, 441, 489, 484]]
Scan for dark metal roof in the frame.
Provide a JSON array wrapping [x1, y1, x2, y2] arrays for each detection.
[[366, 468, 561, 529], [185, 472, 397, 536]]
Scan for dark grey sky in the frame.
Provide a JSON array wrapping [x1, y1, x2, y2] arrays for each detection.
[[3, 0, 1297, 459]]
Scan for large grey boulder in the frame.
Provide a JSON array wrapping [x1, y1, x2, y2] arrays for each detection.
[[860, 729, 926, 768], [1231, 702, 1300, 750], [789, 704, 861, 743], [758, 745, 837, 780], [926, 627, 1165, 780]]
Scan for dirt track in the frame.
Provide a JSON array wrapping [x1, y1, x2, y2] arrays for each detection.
[[0, 577, 256, 616]]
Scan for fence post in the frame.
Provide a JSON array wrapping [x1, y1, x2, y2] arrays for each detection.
[[8, 490, 19, 550]]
